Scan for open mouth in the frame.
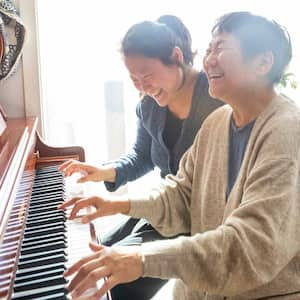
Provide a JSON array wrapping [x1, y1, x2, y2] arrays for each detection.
[[208, 73, 224, 80]]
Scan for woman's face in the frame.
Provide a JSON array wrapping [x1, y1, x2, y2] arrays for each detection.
[[203, 31, 258, 102], [124, 54, 182, 106]]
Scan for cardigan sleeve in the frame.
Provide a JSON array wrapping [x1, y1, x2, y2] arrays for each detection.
[[137, 157, 300, 296], [104, 102, 155, 192]]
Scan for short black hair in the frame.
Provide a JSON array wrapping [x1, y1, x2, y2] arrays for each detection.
[[121, 15, 194, 66], [212, 11, 292, 85]]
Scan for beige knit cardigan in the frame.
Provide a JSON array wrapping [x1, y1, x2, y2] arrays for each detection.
[[129, 94, 300, 300]]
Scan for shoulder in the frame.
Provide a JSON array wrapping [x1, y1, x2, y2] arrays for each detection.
[[253, 94, 300, 159], [136, 95, 158, 118], [136, 95, 165, 127], [200, 104, 231, 129], [259, 94, 300, 136]]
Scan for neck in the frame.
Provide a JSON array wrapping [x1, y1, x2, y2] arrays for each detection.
[[168, 67, 198, 119], [231, 87, 276, 127]]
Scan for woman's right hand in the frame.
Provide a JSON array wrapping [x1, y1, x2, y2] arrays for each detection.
[[58, 160, 116, 183], [57, 195, 130, 223]]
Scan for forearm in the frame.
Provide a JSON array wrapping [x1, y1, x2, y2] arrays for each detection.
[[110, 196, 131, 215], [128, 177, 191, 237]]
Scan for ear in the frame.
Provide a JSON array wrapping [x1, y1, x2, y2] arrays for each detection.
[[172, 46, 184, 65], [255, 51, 274, 76]]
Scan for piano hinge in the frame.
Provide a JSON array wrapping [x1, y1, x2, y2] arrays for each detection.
[[34, 150, 40, 159]]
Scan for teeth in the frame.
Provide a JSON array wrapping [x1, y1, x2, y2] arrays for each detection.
[[210, 74, 223, 79]]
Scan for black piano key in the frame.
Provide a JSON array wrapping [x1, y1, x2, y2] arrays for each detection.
[[30, 191, 64, 200], [28, 204, 64, 214], [36, 165, 60, 173], [22, 232, 66, 245], [19, 249, 66, 262], [14, 274, 67, 293], [16, 262, 66, 277], [21, 241, 67, 256], [25, 220, 65, 232], [22, 236, 66, 250], [31, 186, 65, 196], [12, 285, 68, 300], [24, 225, 66, 238], [28, 201, 63, 211], [18, 253, 66, 269], [25, 215, 66, 228], [28, 199, 64, 209], [32, 178, 63, 187], [14, 266, 65, 284], [26, 210, 65, 222], [31, 185, 64, 195]]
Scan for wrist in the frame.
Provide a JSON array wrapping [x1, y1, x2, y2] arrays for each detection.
[[102, 164, 116, 182], [110, 197, 131, 214]]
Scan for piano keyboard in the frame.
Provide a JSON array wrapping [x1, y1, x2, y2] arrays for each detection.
[[0, 165, 105, 300]]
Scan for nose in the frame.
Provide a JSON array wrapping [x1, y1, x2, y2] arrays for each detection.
[[203, 52, 217, 69]]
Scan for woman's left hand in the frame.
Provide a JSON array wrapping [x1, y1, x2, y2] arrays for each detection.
[[65, 242, 144, 299]]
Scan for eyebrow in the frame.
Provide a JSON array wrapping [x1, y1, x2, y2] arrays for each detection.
[[208, 39, 228, 48], [130, 73, 153, 80]]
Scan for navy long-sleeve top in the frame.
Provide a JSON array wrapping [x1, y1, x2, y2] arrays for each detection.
[[104, 71, 223, 192]]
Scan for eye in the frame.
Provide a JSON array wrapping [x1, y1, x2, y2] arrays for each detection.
[[143, 74, 153, 81], [205, 48, 212, 56], [130, 77, 139, 84]]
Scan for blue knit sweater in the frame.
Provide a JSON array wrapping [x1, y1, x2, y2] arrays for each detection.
[[105, 71, 223, 191]]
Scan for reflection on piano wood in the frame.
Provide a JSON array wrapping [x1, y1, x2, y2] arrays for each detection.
[[0, 109, 111, 300]]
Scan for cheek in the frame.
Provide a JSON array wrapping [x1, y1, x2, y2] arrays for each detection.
[[133, 82, 142, 91], [203, 56, 209, 71]]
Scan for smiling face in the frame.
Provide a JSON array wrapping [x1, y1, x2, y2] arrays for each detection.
[[124, 54, 182, 106], [203, 31, 260, 103]]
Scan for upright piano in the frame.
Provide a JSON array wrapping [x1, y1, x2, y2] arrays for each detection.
[[0, 109, 111, 300]]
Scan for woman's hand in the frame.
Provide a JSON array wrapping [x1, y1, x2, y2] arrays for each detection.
[[58, 159, 116, 183], [58, 195, 130, 223], [65, 242, 144, 299]]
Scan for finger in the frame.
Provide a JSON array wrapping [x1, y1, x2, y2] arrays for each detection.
[[57, 197, 82, 210], [77, 174, 89, 183], [63, 164, 79, 177], [58, 159, 74, 171], [89, 242, 105, 252], [70, 265, 111, 298], [62, 162, 82, 177], [81, 210, 102, 223], [90, 276, 118, 300], [69, 198, 94, 220], [64, 251, 101, 277]]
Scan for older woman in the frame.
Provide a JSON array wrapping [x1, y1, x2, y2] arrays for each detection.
[[63, 12, 300, 300]]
